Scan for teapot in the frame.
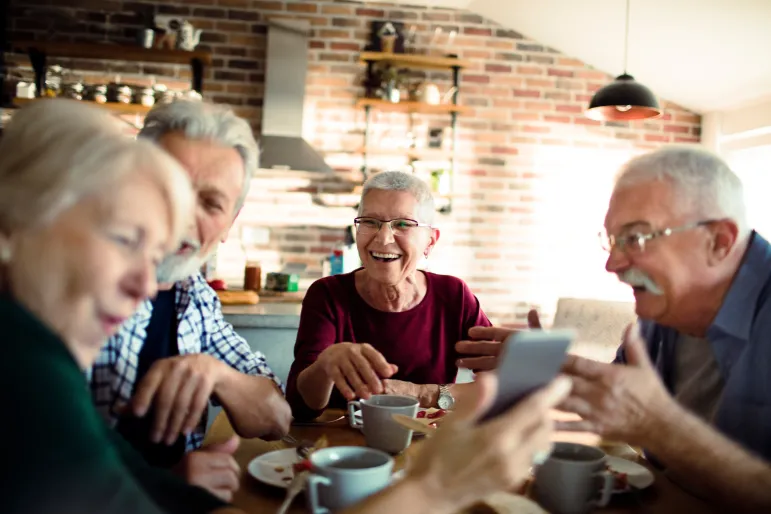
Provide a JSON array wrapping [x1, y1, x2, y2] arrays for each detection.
[[177, 21, 202, 51], [412, 82, 457, 105]]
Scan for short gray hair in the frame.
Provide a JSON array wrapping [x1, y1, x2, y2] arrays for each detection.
[[358, 171, 435, 224], [614, 146, 748, 234], [139, 100, 258, 213], [0, 99, 193, 247]]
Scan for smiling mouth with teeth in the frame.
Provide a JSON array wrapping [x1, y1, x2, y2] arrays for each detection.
[[370, 251, 401, 263]]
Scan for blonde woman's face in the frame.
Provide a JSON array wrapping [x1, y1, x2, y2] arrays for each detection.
[[7, 170, 173, 368]]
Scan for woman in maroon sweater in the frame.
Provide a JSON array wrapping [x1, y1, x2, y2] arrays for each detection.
[[286, 171, 491, 421]]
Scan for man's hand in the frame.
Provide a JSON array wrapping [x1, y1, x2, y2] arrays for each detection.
[[557, 323, 675, 445], [455, 309, 542, 371], [382, 379, 439, 408], [316, 343, 398, 401], [131, 354, 226, 445], [174, 435, 241, 502]]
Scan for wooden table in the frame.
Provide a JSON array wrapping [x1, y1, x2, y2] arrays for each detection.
[[204, 410, 715, 513]]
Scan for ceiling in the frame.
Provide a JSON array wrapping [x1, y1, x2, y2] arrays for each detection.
[[372, 0, 771, 114]]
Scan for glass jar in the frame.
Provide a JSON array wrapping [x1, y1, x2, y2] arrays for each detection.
[[92, 85, 108, 104], [116, 85, 132, 104], [243, 261, 262, 292], [60, 82, 84, 101], [139, 87, 155, 107]]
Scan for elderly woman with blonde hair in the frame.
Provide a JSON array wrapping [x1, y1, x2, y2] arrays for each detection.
[[287, 171, 492, 420], [0, 100, 241, 514]]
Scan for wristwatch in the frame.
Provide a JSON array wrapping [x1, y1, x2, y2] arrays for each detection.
[[437, 384, 455, 410]]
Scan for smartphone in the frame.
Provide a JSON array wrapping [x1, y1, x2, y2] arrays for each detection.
[[480, 329, 573, 422]]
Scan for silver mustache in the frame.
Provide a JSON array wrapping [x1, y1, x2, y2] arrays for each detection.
[[618, 268, 664, 296]]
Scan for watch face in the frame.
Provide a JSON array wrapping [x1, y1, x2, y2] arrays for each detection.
[[438, 394, 452, 410]]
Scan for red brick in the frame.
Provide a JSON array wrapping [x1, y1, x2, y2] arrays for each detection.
[[309, 40, 325, 49], [525, 78, 554, 88], [319, 29, 350, 38], [485, 63, 512, 73], [575, 70, 608, 80], [517, 66, 544, 75], [645, 134, 671, 142], [548, 68, 574, 78], [462, 49, 493, 59], [464, 74, 491, 84], [524, 101, 552, 111], [464, 27, 492, 36], [330, 42, 360, 51], [523, 125, 551, 134], [674, 136, 700, 143], [556, 104, 582, 113], [486, 39, 515, 49], [557, 57, 584, 67], [513, 89, 541, 98], [511, 112, 541, 121], [663, 125, 689, 134], [287, 2, 318, 13], [544, 115, 572, 123], [356, 8, 385, 17], [575, 118, 602, 126], [491, 146, 519, 155], [322, 5, 354, 15], [254, 1, 283, 10]]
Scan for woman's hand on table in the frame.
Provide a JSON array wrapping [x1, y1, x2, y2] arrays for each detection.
[[404, 373, 572, 513], [316, 343, 399, 401]]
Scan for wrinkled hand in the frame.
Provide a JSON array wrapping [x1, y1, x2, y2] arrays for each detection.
[[174, 435, 241, 502], [382, 379, 438, 407], [557, 323, 674, 445], [317, 343, 398, 401], [455, 309, 542, 371], [407, 373, 572, 511], [131, 354, 225, 445]]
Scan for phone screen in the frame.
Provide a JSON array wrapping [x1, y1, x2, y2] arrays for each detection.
[[480, 330, 573, 422]]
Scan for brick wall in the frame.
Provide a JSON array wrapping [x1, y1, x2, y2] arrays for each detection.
[[5, 0, 702, 326]]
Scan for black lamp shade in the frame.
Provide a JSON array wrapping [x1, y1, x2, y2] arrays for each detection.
[[586, 73, 662, 121]]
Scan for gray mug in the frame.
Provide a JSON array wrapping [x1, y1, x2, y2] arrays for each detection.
[[306, 446, 394, 513], [348, 394, 419, 454], [534, 442, 614, 514]]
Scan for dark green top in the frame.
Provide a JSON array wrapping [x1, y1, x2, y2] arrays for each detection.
[[0, 296, 228, 514]]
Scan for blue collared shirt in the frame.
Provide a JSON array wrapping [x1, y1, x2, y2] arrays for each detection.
[[615, 231, 771, 461]]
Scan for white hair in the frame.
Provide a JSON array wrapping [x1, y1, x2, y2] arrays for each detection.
[[0, 99, 193, 248], [614, 146, 748, 234], [358, 171, 435, 224], [139, 100, 259, 212]]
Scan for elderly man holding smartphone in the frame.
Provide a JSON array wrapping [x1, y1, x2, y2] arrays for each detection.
[[456, 146, 771, 512]]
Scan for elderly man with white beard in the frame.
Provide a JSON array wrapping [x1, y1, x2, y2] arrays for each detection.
[[89, 100, 291, 502], [457, 146, 771, 511]]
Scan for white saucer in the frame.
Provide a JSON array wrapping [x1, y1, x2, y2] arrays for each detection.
[[248, 448, 408, 489], [605, 455, 655, 492], [247, 448, 300, 489]]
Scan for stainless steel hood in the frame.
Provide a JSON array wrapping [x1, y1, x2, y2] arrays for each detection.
[[260, 19, 333, 173]]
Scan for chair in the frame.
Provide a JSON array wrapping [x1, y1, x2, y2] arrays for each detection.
[[551, 297, 637, 363]]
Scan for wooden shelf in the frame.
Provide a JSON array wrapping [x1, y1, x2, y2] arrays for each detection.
[[12, 40, 212, 65], [359, 51, 469, 70], [14, 97, 152, 115], [356, 98, 470, 114]]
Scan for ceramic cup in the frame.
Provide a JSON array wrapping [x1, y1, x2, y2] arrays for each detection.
[[348, 394, 419, 454], [534, 442, 614, 514], [306, 446, 394, 513]]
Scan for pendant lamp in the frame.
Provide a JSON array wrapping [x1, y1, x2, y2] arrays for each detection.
[[585, 0, 662, 121]]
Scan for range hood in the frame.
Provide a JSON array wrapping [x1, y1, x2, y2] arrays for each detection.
[[259, 19, 333, 173]]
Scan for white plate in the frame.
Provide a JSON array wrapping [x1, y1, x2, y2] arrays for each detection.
[[248, 448, 301, 489], [248, 448, 407, 489], [605, 455, 655, 492]]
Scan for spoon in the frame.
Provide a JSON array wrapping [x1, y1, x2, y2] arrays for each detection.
[[391, 414, 437, 435]]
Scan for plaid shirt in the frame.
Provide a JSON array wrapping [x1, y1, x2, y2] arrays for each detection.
[[89, 273, 282, 451]]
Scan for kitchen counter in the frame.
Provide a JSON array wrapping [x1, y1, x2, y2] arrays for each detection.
[[222, 303, 302, 329]]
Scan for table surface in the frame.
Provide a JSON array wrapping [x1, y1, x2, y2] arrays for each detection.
[[204, 410, 717, 514]]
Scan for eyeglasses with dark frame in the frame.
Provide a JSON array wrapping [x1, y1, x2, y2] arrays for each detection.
[[353, 217, 433, 237], [599, 219, 720, 254]]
